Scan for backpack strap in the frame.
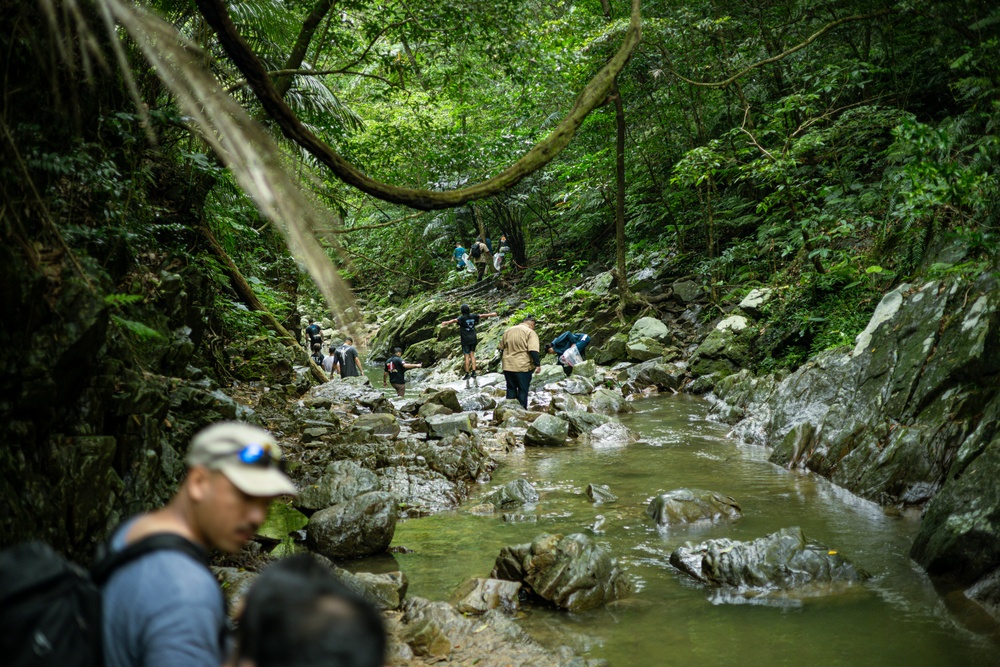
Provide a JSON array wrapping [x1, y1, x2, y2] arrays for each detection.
[[91, 533, 209, 585]]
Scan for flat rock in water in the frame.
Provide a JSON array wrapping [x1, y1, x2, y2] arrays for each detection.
[[646, 488, 741, 527], [669, 526, 869, 593], [492, 532, 632, 612]]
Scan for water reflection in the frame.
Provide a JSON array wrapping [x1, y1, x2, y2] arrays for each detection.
[[390, 393, 995, 666]]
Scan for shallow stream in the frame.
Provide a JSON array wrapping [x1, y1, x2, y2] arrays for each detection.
[[384, 393, 996, 665]]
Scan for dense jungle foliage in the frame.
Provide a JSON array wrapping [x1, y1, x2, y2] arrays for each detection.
[[2, 0, 998, 373]]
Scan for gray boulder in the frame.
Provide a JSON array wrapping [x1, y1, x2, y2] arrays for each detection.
[[588, 422, 639, 448], [625, 337, 665, 362], [425, 412, 475, 438], [588, 388, 634, 415], [492, 533, 632, 612], [560, 410, 613, 437], [586, 483, 618, 504], [485, 479, 540, 508], [295, 460, 381, 514], [672, 279, 704, 303], [306, 491, 399, 558], [420, 388, 463, 413], [629, 316, 672, 344], [451, 578, 522, 615], [352, 412, 401, 438], [646, 489, 742, 527], [377, 466, 462, 513], [669, 526, 869, 591], [524, 413, 570, 447]]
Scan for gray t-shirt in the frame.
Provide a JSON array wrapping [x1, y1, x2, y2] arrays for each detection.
[[339, 345, 361, 377], [102, 520, 227, 667]]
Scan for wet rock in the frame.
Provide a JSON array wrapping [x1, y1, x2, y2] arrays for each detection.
[[352, 412, 400, 437], [306, 491, 399, 558], [295, 460, 381, 514], [425, 412, 475, 438], [377, 466, 462, 513], [400, 615, 452, 657], [459, 391, 497, 411], [588, 388, 634, 415], [586, 484, 618, 504], [546, 375, 596, 396], [419, 388, 463, 413], [531, 365, 570, 389], [571, 360, 599, 378], [550, 392, 588, 413], [689, 325, 750, 378], [591, 333, 628, 365], [669, 526, 869, 591], [467, 502, 497, 515], [485, 479, 540, 508], [493, 399, 534, 424], [492, 533, 632, 612], [418, 402, 453, 418], [618, 359, 687, 392], [560, 410, 613, 437], [451, 578, 522, 614], [525, 413, 571, 447], [348, 570, 409, 611], [646, 489, 742, 527], [588, 422, 639, 449], [686, 372, 719, 394]]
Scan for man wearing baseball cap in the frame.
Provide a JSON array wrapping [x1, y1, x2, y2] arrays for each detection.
[[102, 422, 296, 667]]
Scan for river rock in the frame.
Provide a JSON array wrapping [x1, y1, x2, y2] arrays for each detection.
[[525, 413, 570, 447], [493, 400, 535, 425], [546, 375, 596, 396], [295, 460, 381, 514], [588, 422, 639, 448], [377, 466, 461, 513], [348, 570, 409, 611], [352, 412, 401, 437], [425, 412, 475, 438], [689, 325, 750, 378], [646, 489, 742, 527], [672, 279, 704, 303], [485, 479, 540, 508], [629, 316, 672, 344], [418, 402, 453, 418], [571, 360, 599, 378], [550, 392, 588, 413], [492, 533, 632, 612], [592, 333, 628, 365], [560, 410, 613, 436], [669, 526, 869, 591], [451, 578, 522, 614], [586, 483, 618, 503], [588, 388, 634, 415], [625, 337, 665, 362], [618, 359, 686, 392], [459, 391, 497, 411], [531, 365, 570, 389], [306, 491, 399, 558], [419, 388, 463, 412]]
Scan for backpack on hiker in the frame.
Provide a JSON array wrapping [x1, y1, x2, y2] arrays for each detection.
[[0, 535, 213, 667], [470, 242, 482, 259], [334, 344, 348, 369]]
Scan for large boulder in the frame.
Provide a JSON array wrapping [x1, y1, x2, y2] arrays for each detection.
[[588, 388, 634, 415], [377, 466, 462, 514], [352, 412, 401, 438], [419, 388, 463, 413], [559, 410, 613, 437], [306, 491, 399, 559], [628, 316, 672, 345], [618, 359, 687, 392], [524, 413, 570, 447], [625, 337, 665, 362], [669, 526, 869, 593], [689, 325, 750, 378], [295, 460, 381, 514], [492, 533, 632, 612], [646, 489, 742, 527], [591, 333, 628, 365], [586, 422, 639, 448], [424, 412, 475, 438], [485, 479, 540, 508]]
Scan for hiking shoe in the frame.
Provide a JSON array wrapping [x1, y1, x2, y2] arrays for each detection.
[[470, 371, 477, 378], [462, 373, 470, 380]]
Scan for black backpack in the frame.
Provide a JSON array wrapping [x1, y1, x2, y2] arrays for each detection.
[[470, 242, 482, 259], [0, 535, 211, 667]]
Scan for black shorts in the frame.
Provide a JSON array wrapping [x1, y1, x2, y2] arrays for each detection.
[[461, 340, 478, 354]]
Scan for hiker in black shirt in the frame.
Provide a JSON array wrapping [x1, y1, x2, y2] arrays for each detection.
[[382, 347, 422, 397], [441, 304, 497, 380]]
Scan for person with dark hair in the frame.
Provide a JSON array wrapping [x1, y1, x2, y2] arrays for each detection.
[[469, 238, 491, 281], [321, 345, 339, 377], [545, 331, 591, 376], [383, 347, 422, 397], [304, 322, 323, 349], [499, 314, 541, 408], [441, 304, 497, 380], [232, 554, 386, 667], [309, 343, 325, 367], [102, 422, 297, 667], [334, 337, 362, 378]]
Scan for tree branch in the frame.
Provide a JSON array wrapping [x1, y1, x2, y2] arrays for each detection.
[[334, 211, 425, 233], [193, 0, 643, 210], [274, 0, 337, 98], [670, 10, 895, 89]]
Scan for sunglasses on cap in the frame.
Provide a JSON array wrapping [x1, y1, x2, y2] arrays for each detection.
[[207, 439, 287, 472]]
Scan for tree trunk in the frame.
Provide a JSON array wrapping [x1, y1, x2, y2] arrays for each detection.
[[199, 223, 327, 383]]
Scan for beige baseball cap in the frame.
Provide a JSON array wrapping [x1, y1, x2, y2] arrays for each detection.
[[185, 422, 297, 497]]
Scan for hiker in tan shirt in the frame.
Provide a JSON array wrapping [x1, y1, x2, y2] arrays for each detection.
[[499, 315, 540, 408]]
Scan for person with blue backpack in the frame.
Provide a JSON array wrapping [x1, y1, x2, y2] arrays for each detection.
[[545, 331, 591, 376]]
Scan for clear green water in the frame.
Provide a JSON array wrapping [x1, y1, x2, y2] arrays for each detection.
[[386, 393, 998, 666]]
